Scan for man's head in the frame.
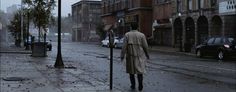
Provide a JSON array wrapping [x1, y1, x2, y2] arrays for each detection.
[[131, 22, 138, 30]]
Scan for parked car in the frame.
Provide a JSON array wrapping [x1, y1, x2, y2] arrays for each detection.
[[101, 37, 109, 47], [115, 37, 124, 49], [195, 36, 236, 60], [101, 37, 119, 47], [24, 39, 32, 46]]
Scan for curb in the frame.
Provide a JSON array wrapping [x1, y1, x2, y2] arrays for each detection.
[[0, 51, 32, 54], [149, 48, 196, 57]]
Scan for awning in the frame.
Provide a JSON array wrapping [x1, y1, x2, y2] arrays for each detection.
[[154, 23, 172, 29], [103, 24, 113, 31]]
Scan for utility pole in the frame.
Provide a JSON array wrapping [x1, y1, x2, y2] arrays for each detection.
[[54, 0, 64, 68], [21, 0, 24, 47]]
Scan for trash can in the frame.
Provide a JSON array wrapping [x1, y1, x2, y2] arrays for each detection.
[[31, 42, 47, 57]]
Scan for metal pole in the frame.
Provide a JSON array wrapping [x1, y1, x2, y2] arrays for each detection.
[[25, 10, 30, 50], [54, 0, 64, 68], [21, 0, 24, 47], [109, 31, 113, 90]]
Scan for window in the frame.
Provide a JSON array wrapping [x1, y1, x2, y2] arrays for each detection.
[[111, 0, 114, 4], [177, 0, 182, 12], [128, 0, 133, 8], [214, 38, 222, 44], [225, 38, 235, 44], [200, 0, 204, 8], [207, 38, 215, 44], [211, 0, 216, 7], [188, 0, 192, 10], [196, 0, 199, 9]]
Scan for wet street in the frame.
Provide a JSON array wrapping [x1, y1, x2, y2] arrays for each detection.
[[51, 42, 236, 92], [1, 42, 236, 92]]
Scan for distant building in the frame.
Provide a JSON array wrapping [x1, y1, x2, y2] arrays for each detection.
[[152, 0, 174, 46], [71, 0, 102, 42], [101, 0, 153, 38]]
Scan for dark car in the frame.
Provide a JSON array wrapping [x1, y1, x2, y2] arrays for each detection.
[[196, 36, 236, 60]]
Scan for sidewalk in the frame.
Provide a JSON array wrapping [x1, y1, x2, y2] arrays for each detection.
[[0, 43, 31, 54], [149, 45, 195, 56], [0, 47, 122, 92]]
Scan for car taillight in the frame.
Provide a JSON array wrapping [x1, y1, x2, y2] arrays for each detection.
[[224, 44, 230, 48]]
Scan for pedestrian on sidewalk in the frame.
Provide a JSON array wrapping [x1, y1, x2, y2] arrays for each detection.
[[120, 22, 150, 91]]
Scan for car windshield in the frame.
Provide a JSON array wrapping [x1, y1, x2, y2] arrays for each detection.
[[228, 38, 235, 44]]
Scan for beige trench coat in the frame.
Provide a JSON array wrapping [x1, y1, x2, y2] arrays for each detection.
[[120, 30, 149, 74]]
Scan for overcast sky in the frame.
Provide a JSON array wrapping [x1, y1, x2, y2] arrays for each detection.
[[0, 0, 87, 17]]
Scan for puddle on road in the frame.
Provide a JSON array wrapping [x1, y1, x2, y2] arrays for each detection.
[[46, 65, 77, 69], [95, 55, 108, 58], [83, 52, 108, 59], [3, 77, 29, 81]]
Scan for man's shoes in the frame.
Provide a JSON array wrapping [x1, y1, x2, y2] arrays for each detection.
[[138, 85, 143, 91], [130, 85, 135, 90]]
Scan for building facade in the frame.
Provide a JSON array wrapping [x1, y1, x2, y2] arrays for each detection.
[[172, 0, 236, 52], [101, 0, 153, 38], [152, 0, 174, 46], [72, 0, 102, 42], [101, 0, 236, 52]]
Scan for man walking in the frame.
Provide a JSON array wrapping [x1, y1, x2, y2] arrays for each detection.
[[120, 22, 150, 91]]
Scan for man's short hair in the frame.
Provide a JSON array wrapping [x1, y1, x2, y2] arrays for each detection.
[[131, 22, 138, 30]]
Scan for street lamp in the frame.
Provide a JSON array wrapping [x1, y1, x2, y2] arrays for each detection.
[[178, 13, 182, 17], [54, 0, 64, 68], [152, 20, 158, 37]]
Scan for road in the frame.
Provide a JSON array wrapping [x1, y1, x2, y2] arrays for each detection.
[[46, 42, 236, 92]]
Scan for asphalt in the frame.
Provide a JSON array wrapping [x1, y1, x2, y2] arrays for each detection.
[[0, 43, 195, 92]]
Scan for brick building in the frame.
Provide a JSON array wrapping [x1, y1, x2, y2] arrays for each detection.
[[101, 0, 236, 52], [152, 0, 174, 46], [72, 0, 102, 42], [101, 0, 153, 38], [172, 0, 236, 52]]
